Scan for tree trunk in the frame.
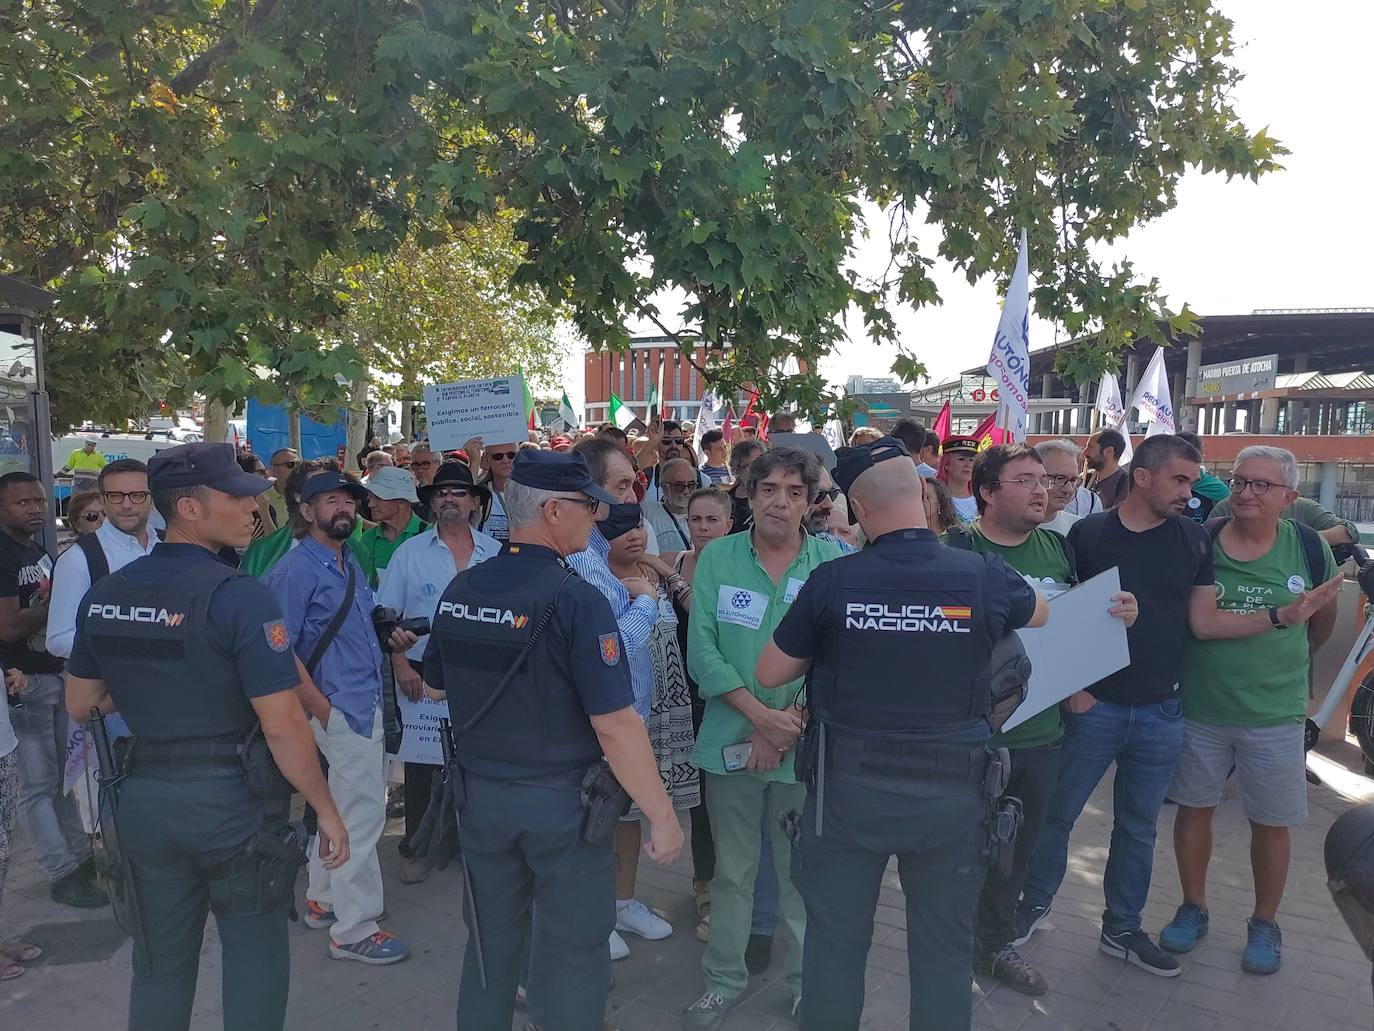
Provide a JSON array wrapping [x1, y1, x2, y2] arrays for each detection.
[[203, 399, 230, 445], [346, 372, 369, 471], [288, 407, 302, 453]]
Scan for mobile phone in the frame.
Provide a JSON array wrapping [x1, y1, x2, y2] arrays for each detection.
[[722, 741, 752, 772]]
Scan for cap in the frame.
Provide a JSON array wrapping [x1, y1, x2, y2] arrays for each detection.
[[942, 434, 981, 455], [417, 461, 490, 504], [550, 435, 573, 451], [300, 472, 369, 504], [511, 450, 617, 507], [365, 466, 419, 504], [147, 442, 272, 497], [833, 436, 911, 523]]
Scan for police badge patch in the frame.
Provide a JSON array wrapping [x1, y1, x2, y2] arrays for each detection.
[[599, 633, 621, 666], [264, 621, 290, 653]]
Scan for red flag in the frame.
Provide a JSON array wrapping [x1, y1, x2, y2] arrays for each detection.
[[971, 410, 1006, 451], [722, 405, 736, 441], [931, 400, 951, 444]]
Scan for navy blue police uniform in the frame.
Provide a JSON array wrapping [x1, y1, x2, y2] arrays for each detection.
[[422, 449, 630, 1031], [67, 443, 302, 1031], [771, 437, 1038, 1031]]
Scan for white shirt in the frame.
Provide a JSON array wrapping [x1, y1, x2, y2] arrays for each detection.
[[46, 519, 160, 659], [952, 494, 979, 524], [375, 526, 502, 660], [1064, 486, 1102, 517], [643, 499, 691, 553], [1042, 509, 1081, 537], [481, 490, 509, 541]]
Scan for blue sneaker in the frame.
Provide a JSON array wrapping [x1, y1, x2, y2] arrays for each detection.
[[1011, 901, 1051, 947], [329, 930, 410, 965], [1160, 903, 1210, 954], [1242, 917, 1281, 974]]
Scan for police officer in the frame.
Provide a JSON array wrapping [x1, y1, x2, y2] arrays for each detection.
[[413, 449, 684, 1031], [755, 436, 1048, 1031], [64, 442, 350, 1031]]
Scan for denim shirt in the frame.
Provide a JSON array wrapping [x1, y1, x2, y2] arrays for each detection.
[[567, 528, 657, 719], [267, 536, 383, 737]]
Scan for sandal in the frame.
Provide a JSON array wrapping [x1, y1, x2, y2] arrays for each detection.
[[693, 881, 711, 919], [0, 943, 41, 963], [0, 961, 22, 981]]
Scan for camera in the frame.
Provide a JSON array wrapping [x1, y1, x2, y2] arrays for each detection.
[[372, 606, 431, 650]]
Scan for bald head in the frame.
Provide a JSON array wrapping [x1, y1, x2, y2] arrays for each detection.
[[846, 456, 927, 539]]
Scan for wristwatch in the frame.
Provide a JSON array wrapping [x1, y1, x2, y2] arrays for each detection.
[[1267, 605, 1288, 630]]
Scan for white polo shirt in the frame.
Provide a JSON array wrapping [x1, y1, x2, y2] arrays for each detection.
[[375, 526, 502, 661]]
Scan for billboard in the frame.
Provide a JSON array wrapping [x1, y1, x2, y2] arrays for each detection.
[[1197, 353, 1279, 397]]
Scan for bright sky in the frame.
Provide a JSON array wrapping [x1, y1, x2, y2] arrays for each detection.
[[558, 0, 1374, 411]]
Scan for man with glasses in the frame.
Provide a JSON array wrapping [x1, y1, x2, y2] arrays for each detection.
[[1160, 445, 1340, 975], [376, 462, 499, 884], [265, 448, 300, 528], [1034, 439, 1088, 536], [0, 472, 108, 909], [47, 459, 159, 661], [473, 440, 520, 542], [644, 420, 708, 503], [804, 467, 856, 554], [643, 457, 696, 552], [945, 445, 1136, 997], [406, 444, 436, 486], [1017, 435, 1341, 979]]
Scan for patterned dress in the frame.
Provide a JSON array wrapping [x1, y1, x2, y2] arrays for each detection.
[[626, 577, 700, 817]]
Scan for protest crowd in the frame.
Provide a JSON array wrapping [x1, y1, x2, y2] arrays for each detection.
[[0, 402, 1364, 1031]]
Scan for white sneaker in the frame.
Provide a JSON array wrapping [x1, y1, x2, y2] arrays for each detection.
[[615, 899, 673, 940], [609, 929, 630, 960]]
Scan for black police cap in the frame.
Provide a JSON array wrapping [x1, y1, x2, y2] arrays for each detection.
[[833, 435, 911, 495], [147, 443, 271, 497], [511, 450, 617, 507]]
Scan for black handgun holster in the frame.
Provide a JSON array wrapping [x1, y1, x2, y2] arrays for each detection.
[[580, 760, 631, 844]]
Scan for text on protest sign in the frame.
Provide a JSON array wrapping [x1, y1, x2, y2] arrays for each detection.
[[423, 375, 530, 452]]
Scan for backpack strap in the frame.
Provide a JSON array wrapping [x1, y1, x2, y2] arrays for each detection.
[[76, 531, 110, 584], [944, 524, 974, 551], [1055, 532, 1079, 586], [1070, 511, 1109, 574], [1207, 515, 1326, 587]]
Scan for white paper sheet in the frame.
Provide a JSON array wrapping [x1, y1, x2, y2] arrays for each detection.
[[1002, 566, 1129, 732], [422, 375, 530, 452]]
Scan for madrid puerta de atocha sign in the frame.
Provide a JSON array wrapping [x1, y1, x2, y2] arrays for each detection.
[[1197, 353, 1279, 397]]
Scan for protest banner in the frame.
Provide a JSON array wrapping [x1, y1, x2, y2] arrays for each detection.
[[392, 692, 451, 766], [422, 374, 531, 452]]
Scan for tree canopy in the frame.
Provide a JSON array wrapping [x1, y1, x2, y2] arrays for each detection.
[[1, 0, 1282, 422]]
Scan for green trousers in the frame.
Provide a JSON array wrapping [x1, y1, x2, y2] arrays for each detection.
[[702, 772, 807, 998]]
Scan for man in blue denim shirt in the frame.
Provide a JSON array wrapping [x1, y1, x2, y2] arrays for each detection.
[[267, 472, 409, 966]]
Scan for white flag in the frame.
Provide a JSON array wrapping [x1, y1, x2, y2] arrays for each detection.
[[1095, 372, 1127, 426], [986, 229, 1031, 441], [695, 391, 721, 446], [821, 418, 844, 452], [1127, 347, 1176, 434]]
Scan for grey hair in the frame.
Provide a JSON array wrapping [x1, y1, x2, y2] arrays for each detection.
[[1033, 439, 1081, 463], [1235, 445, 1299, 489], [502, 478, 562, 529]]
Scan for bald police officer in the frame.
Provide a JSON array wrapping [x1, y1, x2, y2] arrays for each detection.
[[755, 436, 1048, 1031], [415, 450, 684, 1031], [66, 443, 349, 1031]]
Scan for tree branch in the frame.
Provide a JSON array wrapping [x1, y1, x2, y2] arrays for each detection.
[[169, 0, 283, 95]]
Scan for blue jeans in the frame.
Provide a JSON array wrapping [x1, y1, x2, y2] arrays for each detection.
[[1022, 697, 1185, 935]]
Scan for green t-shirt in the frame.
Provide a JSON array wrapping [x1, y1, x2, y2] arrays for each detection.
[[963, 523, 1072, 749], [356, 514, 427, 587], [1181, 520, 1337, 727]]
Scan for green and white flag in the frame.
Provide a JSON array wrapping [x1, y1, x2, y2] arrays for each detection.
[[647, 357, 666, 422], [608, 393, 635, 431], [559, 391, 578, 431]]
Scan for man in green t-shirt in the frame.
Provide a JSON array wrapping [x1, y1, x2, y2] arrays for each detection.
[[1162, 445, 1341, 976], [951, 444, 1139, 997]]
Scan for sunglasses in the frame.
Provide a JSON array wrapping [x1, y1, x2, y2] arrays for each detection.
[[488, 451, 517, 462], [664, 481, 695, 492], [102, 490, 150, 504], [661, 437, 685, 446], [431, 487, 473, 499], [817, 487, 841, 501]]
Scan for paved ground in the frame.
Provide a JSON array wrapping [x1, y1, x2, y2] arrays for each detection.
[[2, 743, 1371, 1031]]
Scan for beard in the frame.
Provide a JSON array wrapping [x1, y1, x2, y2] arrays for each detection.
[[323, 513, 356, 540], [804, 509, 830, 534], [436, 506, 468, 526]]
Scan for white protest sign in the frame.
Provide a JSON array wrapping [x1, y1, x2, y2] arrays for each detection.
[[423, 375, 530, 452], [391, 692, 451, 766], [1003, 567, 1130, 732]]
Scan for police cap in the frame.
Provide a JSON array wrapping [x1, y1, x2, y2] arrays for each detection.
[[511, 450, 617, 507], [833, 435, 910, 495], [300, 471, 369, 504], [147, 443, 272, 496]]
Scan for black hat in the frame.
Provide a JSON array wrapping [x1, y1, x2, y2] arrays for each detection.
[[299, 472, 369, 504], [833, 436, 911, 523], [417, 461, 490, 505], [147, 443, 271, 497], [511, 450, 616, 507], [942, 434, 981, 455]]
